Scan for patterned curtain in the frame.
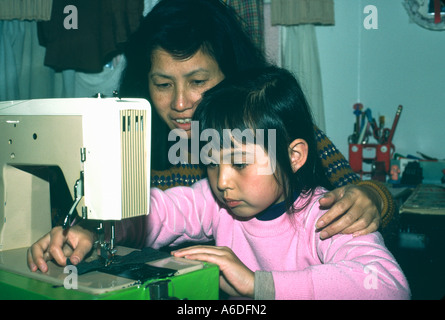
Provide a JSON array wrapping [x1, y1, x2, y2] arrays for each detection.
[[226, 0, 264, 51], [270, 0, 334, 26]]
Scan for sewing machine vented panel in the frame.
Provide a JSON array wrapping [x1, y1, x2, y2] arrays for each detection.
[[120, 109, 148, 219]]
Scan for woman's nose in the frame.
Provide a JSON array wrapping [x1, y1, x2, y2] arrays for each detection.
[[172, 87, 193, 111]]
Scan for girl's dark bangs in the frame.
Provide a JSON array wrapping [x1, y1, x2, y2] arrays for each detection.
[[199, 91, 253, 148]]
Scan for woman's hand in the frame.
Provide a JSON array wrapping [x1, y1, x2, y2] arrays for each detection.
[[316, 184, 382, 239], [27, 225, 95, 272], [173, 245, 254, 298]]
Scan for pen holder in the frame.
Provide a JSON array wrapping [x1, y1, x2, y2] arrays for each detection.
[[349, 143, 393, 175]]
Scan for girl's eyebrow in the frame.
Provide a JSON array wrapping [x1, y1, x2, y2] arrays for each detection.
[[226, 150, 256, 164]]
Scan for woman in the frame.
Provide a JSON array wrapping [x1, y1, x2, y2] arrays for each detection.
[[118, 0, 393, 237], [27, 0, 394, 273]]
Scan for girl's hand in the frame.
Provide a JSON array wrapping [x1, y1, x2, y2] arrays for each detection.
[[316, 184, 382, 239], [173, 245, 254, 298]]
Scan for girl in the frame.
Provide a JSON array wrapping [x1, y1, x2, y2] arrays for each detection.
[[115, 66, 410, 299]]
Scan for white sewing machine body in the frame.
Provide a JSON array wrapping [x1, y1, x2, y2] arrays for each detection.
[[0, 97, 151, 251]]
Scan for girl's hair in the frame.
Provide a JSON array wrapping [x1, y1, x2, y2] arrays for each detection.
[[193, 66, 333, 214], [119, 0, 268, 169]]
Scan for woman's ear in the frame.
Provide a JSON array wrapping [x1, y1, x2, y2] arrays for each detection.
[[289, 139, 308, 173]]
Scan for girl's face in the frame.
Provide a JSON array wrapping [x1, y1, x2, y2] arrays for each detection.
[[148, 48, 225, 138], [206, 142, 285, 219]]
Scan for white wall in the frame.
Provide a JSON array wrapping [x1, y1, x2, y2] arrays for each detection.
[[316, 0, 445, 160]]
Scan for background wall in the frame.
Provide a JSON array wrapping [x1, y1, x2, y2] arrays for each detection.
[[316, 0, 445, 161]]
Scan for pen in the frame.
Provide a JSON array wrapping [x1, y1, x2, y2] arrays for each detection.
[[353, 103, 363, 143], [357, 116, 368, 144], [365, 108, 379, 141], [386, 105, 403, 144]]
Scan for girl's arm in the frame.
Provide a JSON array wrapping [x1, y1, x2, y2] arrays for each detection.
[[311, 232, 409, 299], [271, 230, 410, 300], [113, 179, 218, 249]]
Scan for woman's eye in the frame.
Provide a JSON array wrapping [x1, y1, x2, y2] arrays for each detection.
[[233, 163, 248, 170], [155, 83, 171, 89], [206, 162, 219, 169], [192, 79, 207, 86]]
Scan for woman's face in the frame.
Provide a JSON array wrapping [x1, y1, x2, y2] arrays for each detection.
[[148, 48, 225, 138]]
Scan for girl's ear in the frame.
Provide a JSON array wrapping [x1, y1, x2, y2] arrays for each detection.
[[289, 139, 308, 173]]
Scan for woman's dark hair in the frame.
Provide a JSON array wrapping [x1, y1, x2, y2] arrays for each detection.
[[193, 66, 333, 214], [119, 0, 268, 169]]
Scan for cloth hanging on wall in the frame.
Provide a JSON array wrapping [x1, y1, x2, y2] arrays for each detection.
[[0, 0, 53, 21], [0, 20, 67, 100], [1, 0, 264, 101], [37, 0, 144, 73], [271, 0, 333, 132], [271, 0, 334, 26], [227, 0, 264, 51], [281, 25, 326, 132], [0, 20, 127, 101]]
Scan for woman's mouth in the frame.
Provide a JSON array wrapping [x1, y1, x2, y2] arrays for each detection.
[[173, 118, 192, 130]]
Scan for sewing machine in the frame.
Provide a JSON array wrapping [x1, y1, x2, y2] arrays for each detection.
[[0, 98, 218, 300]]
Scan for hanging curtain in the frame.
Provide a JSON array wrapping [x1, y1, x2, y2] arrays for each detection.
[[271, 0, 334, 132], [0, 0, 143, 101], [0, 19, 129, 101], [280, 25, 327, 132], [0, 0, 53, 21], [0, 20, 71, 100]]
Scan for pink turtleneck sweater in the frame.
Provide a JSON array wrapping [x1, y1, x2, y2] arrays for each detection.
[[115, 179, 410, 300]]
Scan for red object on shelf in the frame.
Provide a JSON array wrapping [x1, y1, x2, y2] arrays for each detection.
[[349, 143, 394, 174], [434, 0, 441, 24]]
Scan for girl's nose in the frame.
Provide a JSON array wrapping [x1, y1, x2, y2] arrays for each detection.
[[216, 165, 233, 192]]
